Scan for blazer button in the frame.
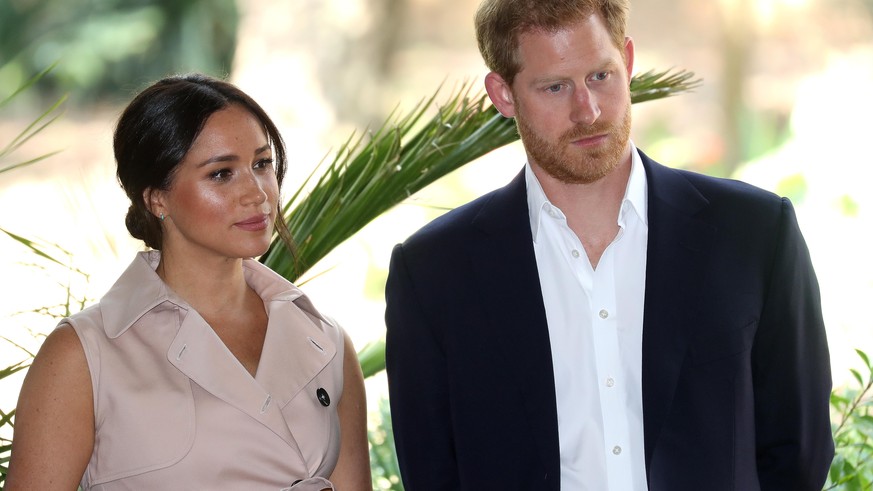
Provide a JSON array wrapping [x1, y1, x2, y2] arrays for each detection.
[[317, 388, 330, 407]]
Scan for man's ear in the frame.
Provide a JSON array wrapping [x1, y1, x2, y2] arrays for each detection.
[[484, 72, 516, 118], [623, 36, 635, 82]]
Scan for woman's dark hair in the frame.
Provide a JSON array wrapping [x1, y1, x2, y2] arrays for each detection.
[[114, 73, 294, 251]]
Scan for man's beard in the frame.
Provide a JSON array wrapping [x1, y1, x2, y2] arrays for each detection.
[[516, 103, 632, 185]]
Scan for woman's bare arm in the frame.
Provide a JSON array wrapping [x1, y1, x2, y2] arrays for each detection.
[[5, 324, 94, 490], [327, 331, 371, 490]]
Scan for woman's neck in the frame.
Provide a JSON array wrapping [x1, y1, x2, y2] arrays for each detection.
[[155, 248, 251, 318]]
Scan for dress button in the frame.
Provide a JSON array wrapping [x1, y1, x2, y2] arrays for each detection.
[[606, 377, 615, 387], [612, 445, 622, 455], [571, 249, 580, 258], [599, 309, 609, 319], [317, 388, 331, 407]]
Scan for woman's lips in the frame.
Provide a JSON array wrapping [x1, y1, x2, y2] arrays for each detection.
[[235, 214, 270, 231]]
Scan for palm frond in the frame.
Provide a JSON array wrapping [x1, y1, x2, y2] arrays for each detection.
[[629, 68, 702, 104], [0, 94, 67, 158], [0, 228, 75, 270], [0, 62, 66, 175], [0, 149, 64, 176], [358, 338, 387, 379], [260, 69, 700, 377], [262, 68, 700, 283], [0, 62, 58, 109], [261, 82, 518, 281], [0, 360, 29, 381]]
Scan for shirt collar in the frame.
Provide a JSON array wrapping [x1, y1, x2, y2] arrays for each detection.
[[525, 162, 551, 243], [526, 141, 648, 242], [623, 142, 649, 228]]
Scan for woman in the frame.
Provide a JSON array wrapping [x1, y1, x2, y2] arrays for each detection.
[[6, 74, 371, 490]]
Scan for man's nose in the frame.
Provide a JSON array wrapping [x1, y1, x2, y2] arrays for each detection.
[[569, 87, 600, 126]]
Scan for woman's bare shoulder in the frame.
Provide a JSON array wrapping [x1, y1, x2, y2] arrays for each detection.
[[5, 323, 94, 489]]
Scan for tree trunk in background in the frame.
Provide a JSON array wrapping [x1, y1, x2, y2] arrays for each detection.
[[718, 0, 755, 177]]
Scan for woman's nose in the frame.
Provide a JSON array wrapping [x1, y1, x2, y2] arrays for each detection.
[[240, 172, 268, 205]]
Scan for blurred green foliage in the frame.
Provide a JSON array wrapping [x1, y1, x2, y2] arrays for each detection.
[[775, 173, 809, 205], [0, 63, 66, 175], [0, 0, 238, 107], [369, 397, 404, 490], [826, 350, 873, 490]]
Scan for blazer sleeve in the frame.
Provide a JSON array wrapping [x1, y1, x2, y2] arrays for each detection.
[[384, 243, 461, 490], [752, 197, 834, 489]]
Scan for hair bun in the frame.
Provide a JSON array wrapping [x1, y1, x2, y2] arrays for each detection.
[[125, 205, 160, 249]]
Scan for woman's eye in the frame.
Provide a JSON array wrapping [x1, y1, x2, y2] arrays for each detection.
[[254, 158, 274, 170], [210, 169, 232, 181]]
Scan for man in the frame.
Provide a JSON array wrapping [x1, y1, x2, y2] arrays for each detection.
[[384, 0, 834, 489]]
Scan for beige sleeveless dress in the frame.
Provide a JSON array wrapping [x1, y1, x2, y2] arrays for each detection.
[[65, 251, 344, 490]]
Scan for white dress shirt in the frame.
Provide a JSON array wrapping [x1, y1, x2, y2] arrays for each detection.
[[526, 143, 649, 490]]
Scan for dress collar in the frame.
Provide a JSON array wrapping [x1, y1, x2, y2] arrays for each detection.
[[98, 250, 307, 338]]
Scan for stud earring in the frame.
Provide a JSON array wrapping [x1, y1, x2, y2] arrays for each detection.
[[160, 213, 165, 222]]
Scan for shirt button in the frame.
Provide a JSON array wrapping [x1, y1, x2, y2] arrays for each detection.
[[571, 249, 580, 258], [599, 309, 609, 319], [612, 446, 622, 455], [606, 377, 615, 387]]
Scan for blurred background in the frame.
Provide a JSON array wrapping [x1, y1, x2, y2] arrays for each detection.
[[1, 0, 872, 459]]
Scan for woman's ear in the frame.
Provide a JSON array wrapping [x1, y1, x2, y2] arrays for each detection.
[[484, 72, 516, 118], [143, 188, 166, 221]]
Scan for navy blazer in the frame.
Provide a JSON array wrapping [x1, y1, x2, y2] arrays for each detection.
[[385, 151, 833, 490]]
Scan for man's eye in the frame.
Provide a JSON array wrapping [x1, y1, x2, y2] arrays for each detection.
[[592, 72, 609, 81], [545, 84, 563, 93]]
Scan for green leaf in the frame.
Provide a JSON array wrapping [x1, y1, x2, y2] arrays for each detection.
[[0, 149, 64, 176], [358, 338, 387, 379], [857, 349, 872, 371], [852, 368, 865, 388], [856, 415, 873, 434], [0, 62, 66, 176], [0, 409, 15, 428], [0, 61, 59, 109], [629, 68, 702, 104], [832, 392, 850, 409], [0, 228, 72, 269], [0, 93, 67, 159], [0, 360, 29, 379]]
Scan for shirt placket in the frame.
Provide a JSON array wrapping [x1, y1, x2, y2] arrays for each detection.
[[590, 234, 635, 490]]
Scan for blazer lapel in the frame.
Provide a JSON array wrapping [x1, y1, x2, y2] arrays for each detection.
[[469, 170, 561, 480], [639, 153, 716, 465]]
